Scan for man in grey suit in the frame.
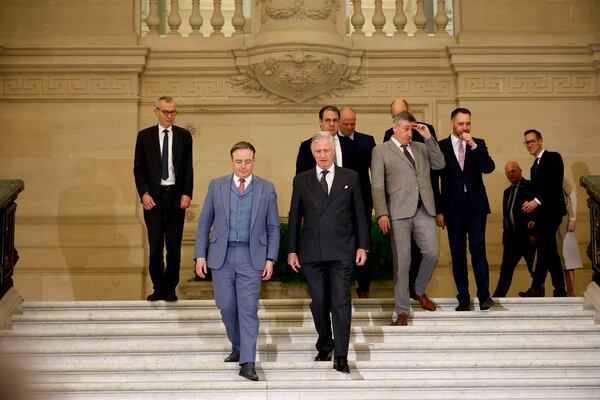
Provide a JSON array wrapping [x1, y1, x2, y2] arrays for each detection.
[[371, 111, 446, 326], [195, 141, 280, 381], [288, 132, 369, 374]]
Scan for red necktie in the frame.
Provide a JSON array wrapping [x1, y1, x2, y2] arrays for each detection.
[[238, 178, 245, 195]]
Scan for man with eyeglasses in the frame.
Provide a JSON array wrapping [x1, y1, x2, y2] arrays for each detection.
[[519, 129, 567, 297], [134, 96, 194, 302]]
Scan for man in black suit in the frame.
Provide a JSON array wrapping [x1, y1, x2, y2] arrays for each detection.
[[288, 132, 369, 374], [519, 129, 567, 297], [295, 105, 355, 175], [383, 98, 441, 304], [339, 107, 376, 298], [133, 96, 194, 301], [438, 108, 495, 311], [493, 161, 536, 297]]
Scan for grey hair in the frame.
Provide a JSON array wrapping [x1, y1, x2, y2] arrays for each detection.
[[155, 96, 176, 108], [310, 131, 335, 151], [392, 111, 416, 125]]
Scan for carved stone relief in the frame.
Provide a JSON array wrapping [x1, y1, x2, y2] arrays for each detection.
[[231, 49, 363, 103]]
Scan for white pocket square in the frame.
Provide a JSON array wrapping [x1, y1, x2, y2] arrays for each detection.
[[344, 185, 349, 189]]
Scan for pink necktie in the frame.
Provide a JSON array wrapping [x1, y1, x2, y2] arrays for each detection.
[[458, 140, 465, 170], [238, 178, 245, 195]]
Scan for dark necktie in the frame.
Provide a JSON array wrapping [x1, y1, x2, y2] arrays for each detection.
[[161, 129, 169, 180], [238, 178, 245, 195], [532, 157, 540, 177], [320, 170, 329, 195], [506, 184, 518, 230], [401, 144, 416, 169]]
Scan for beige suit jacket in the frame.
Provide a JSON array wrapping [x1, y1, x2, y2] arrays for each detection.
[[371, 138, 445, 220]]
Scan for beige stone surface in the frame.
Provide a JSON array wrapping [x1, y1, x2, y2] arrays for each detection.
[[0, 0, 598, 300]]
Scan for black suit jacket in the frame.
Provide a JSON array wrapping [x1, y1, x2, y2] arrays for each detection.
[[295, 134, 355, 176], [344, 131, 376, 218], [502, 178, 535, 242], [384, 122, 441, 212], [133, 125, 194, 201], [287, 167, 370, 263], [438, 136, 495, 216], [530, 150, 567, 218]]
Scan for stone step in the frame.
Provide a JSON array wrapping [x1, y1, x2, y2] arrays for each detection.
[[24, 378, 600, 400], [22, 359, 600, 383], [6, 340, 600, 364], [10, 309, 595, 329], [18, 297, 585, 314], [3, 324, 600, 345]]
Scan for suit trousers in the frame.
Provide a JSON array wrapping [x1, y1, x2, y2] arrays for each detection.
[[143, 187, 185, 295], [445, 207, 490, 305], [493, 232, 535, 297], [531, 214, 566, 296], [211, 242, 262, 364], [354, 213, 372, 294], [303, 259, 353, 357], [391, 206, 439, 315]]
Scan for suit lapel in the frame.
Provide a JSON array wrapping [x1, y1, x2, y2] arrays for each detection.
[[172, 126, 181, 169], [327, 168, 346, 204], [250, 178, 263, 230], [441, 137, 461, 172], [151, 126, 161, 164], [387, 140, 414, 169], [220, 176, 231, 226]]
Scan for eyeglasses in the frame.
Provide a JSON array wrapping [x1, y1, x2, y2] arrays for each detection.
[[157, 109, 177, 117], [523, 140, 538, 145]]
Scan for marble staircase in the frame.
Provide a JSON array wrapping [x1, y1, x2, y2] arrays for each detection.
[[1, 294, 600, 399]]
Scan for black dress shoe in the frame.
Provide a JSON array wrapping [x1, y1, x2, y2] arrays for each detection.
[[479, 297, 494, 311], [164, 293, 178, 302], [518, 287, 543, 297], [333, 356, 350, 373], [146, 292, 163, 301], [239, 362, 259, 381], [455, 303, 470, 311], [314, 350, 333, 361], [224, 350, 240, 362]]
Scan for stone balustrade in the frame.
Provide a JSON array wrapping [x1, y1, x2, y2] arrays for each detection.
[[141, 0, 453, 39]]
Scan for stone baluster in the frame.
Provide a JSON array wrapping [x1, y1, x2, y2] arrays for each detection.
[[350, 0, 366, 36], [232, 0, 246, 36], [146, 0, 160, 36], [189, 0, 204, 36], [211, 0, 225, 36], [434, 0, 449, 35], [393, 0, 407, 36], [413, 0, 427, 35], [372, 0, 387, 37], [167, 0, 182, 36]]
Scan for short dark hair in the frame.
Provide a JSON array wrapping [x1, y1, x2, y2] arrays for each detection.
[[393, 111, 416, 125], [523, 129, 542, 139], [451, 107, 471, 119], [319, 105, 340, 120], [230, 141, 256, 158]]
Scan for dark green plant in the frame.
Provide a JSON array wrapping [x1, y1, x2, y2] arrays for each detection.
[[192, 220, 393, 282]]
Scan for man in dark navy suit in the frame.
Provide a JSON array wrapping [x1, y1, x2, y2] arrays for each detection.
[[493, 161, 536, 297], [519, 129, 567, 297], [339, 107, 376, 298], [295, 105, 354, 175], [437, 108, 495, 311]]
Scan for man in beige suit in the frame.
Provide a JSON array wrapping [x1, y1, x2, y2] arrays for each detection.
[[371, 111, 446, 326]]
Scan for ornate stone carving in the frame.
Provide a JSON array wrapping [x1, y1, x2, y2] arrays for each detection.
[[259, 0, 338, 21], [459, 74, 595, 97], [1, 75, 137, 98], [232, 50, 363, 103]]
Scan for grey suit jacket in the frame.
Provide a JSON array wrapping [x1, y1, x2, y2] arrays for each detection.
[[194, 174, 280, 271], [371, 138, 445, 220]]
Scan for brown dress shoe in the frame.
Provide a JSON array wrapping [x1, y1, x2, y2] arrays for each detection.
[[414, 293, 437, 311], [391, 313, 409, 326]]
